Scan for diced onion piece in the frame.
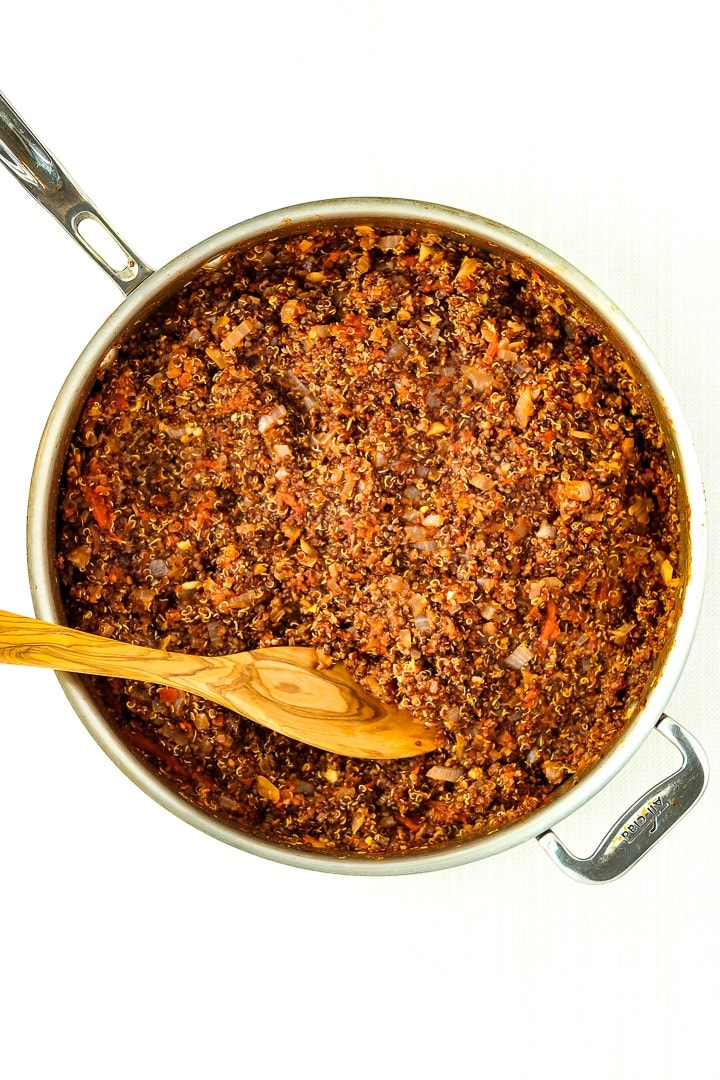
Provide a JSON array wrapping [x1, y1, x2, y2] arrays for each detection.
[[299, 537, 319, 561], [481, 320, 498, 344], [414, 540, 439, 554], [280, 299, 300, 323], [307, 324, 332, 343], [527, 576, 563, 600], [228, 589, 259, 610], [543, 761, 565, 785], [469, 473, 494, 491], [99, 346, 118, 371], [660, 558, 679, 586], [257, 404, 287, 433], [67, 545, 92, 570], [508, 519, 530, 542], [203, 252, 232, 270], [462, 365, 493, 392], [609, 621, 635, 644], [560, 480, 593, 502], [377, 233, 403, 250], [221, 319, 255, 349], [514, 385, 535, 428], [427, 765, 465, 782], [256, 776, 280, 802], [536, 521, 556, 540], [455, 256, 480, 282], [130, 588, 155, 610], [505, 644, 533, 670], [178, 580, 201, 596], [387, 339, 409, 362]]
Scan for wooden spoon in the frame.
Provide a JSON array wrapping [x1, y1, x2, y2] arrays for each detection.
[[0, 609, 437, 759]]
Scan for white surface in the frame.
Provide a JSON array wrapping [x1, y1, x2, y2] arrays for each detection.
[[1, 3, 717, 1077]]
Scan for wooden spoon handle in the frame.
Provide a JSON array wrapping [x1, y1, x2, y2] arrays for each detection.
[[0, 609, 208, 685]]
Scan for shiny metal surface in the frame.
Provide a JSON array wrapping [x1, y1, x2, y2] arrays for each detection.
[[0, 91, 153, 293], [3, 96, 708, 878], [537, 715, 708, 883]]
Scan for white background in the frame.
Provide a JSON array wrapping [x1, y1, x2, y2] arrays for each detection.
[[1, 2, 717, 1077]]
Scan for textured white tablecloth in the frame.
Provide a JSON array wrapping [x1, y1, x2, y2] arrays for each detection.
[[1, 3, 717, 1077]]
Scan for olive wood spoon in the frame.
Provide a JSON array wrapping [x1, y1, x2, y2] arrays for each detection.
[[0, 609, 437, 759]]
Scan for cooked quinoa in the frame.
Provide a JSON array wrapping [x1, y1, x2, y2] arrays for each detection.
[[56, 223, 681, 856]]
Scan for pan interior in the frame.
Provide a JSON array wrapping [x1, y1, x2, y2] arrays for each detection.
[[28, 199, 704, 873]]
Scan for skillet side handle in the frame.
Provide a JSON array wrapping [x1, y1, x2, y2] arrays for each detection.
[[0, 90, 153, 294], [537, 715, 708, 884]]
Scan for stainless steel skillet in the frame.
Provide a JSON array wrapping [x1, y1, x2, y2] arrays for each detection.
[[0, 90, 708, 881]]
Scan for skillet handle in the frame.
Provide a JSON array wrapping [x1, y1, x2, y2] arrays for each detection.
[[0, 90, 153, 294], [537, 715, 708, 883]]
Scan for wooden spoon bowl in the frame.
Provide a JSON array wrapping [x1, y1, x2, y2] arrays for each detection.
[[0, 609, 437, 759]]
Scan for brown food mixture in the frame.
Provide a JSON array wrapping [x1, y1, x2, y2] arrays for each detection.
[[56, 223, 682, 856]]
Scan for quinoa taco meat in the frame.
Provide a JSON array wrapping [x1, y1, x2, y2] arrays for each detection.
[[55, 223, 681, 856]]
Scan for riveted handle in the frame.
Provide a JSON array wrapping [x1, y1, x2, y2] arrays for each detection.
[[537, 715, 708, 883], [0, 89, 153, 294]]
